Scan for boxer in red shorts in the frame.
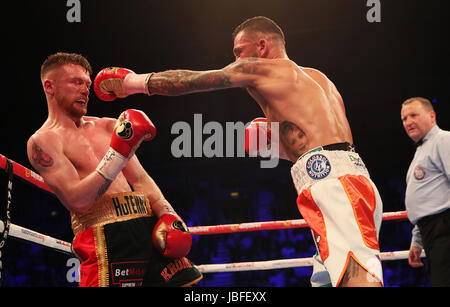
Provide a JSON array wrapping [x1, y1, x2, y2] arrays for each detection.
[[27, 52, 202, 287], [93, 16, 383, 286]]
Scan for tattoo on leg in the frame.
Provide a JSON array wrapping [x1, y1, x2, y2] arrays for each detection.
[[32, 142, 54, 167], [341, 257, 361, 285]]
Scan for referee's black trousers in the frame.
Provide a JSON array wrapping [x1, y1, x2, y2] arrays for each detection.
[[417, 208, 450, 287]]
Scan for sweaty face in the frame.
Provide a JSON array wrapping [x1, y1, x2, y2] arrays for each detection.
[[401, 100, 435, 143], [233, 31, 260, 60], [52, 64, 91, 118]]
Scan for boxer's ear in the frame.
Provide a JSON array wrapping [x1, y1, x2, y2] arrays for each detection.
[[43, 79, 55, 96], [257, 39, 269, 58]]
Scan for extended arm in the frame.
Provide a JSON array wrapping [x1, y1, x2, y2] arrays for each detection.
[[147, 69, 234, 96], [94, 58, 266, 101]]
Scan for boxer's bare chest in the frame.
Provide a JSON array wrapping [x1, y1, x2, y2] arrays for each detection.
[[61, 121, 111, 176]]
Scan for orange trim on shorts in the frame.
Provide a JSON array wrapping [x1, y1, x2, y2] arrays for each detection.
[[297, 186, 329, 262], [336, 251, 384, 287], [339, 175, 379, 251]]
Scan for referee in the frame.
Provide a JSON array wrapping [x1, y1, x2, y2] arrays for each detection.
[[400, 97, 450, 286]]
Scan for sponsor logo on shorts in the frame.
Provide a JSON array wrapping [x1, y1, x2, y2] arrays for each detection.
[[306, 154, 331, 180], [414, 165, 425, 180], [160, 257, 193, 282], [111, 261, 148, 287], [112, 194, 148, 217], [348, 153, 366, 170]]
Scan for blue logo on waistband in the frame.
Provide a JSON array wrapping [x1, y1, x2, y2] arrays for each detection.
[[306, 154, 331, 180]]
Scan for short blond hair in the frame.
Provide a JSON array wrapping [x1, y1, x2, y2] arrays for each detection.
[[40, 52, 92, 80], [402, 97, 434, 112]]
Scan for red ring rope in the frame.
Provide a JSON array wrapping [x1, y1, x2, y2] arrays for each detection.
[[188, 211, 408, 235], [0, 154, 53, 194]]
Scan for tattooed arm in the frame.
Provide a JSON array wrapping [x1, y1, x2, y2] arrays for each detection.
[[121, 156, 178, 218], [147, 57, 266, 96], [26, 131, 111, 214]]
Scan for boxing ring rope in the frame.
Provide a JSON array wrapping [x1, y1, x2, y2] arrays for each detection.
[[0, 154, 424, 276], [188, 211, 408, 235], [195, 250, 427, 273]]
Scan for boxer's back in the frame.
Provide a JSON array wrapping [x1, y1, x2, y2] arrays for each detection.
[[246, 59, 353, 161]]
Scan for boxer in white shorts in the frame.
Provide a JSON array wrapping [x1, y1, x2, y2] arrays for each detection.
[[93, 16, 384, 286], [291, 142, 383, 287]]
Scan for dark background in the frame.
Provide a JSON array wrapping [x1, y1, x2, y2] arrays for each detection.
[[1, 0, 449, 287]]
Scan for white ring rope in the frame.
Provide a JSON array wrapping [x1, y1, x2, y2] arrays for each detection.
[[9, 223, 72, 255], [195, 250, 426, 273], [7, 221, 425, 274]]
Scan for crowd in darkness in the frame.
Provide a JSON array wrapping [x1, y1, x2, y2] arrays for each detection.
[[0, 157, 430, 287]]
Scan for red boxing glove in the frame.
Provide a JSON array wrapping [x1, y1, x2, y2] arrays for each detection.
[[245, 118, 271, 157], [96, 109, 156, 181], [152, 214, 192, 258], [110, 109, 156, 158], [245, 117, 290, 161], [94, 67, 134, 101]]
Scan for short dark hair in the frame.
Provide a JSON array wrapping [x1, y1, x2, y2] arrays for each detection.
[[232, 16, 285, 45], [40, 52, 92, 80]]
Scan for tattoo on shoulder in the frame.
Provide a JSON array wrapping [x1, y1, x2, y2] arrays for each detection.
[[32, 142, 54, 167]]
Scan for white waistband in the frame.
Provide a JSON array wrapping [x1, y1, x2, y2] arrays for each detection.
[[290, 149, 370, 193]]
